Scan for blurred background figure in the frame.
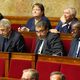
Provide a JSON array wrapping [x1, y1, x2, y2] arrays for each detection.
[[21, 69, 39, 80], [50, 71, 65, 80]]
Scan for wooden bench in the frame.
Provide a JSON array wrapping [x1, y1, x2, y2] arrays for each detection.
[[36, 54, 80, 80], [5, 16, 60, 29], [20, 32, 72, 40], [8, 53, 35, 79], [0, 52, 9, 77], [0, 52, 80, 80]]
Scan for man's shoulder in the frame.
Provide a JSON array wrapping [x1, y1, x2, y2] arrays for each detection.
[[71, 18, 78, 24], [11, 30, 22, 38], [47, 32, 60, 40], [28, 17, 34, 22]]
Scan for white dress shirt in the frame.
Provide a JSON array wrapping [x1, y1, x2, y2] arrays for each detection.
[[76, 41, 80, 56], [37, 40, 44, 54]]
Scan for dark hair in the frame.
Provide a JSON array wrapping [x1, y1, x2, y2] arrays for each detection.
[[50, 71, 65, 80], [0, 13, 4, 20], [35, 20, 48, 30], [32, 3, 45, 16]]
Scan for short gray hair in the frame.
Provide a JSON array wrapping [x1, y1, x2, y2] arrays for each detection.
[[50, 71, 65, 80], [0, 18, 11, 28], [64, 7, 76, 17]]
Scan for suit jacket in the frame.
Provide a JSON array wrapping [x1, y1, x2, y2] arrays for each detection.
[[35, 32, 63, 56], [68, 37, 80, 57], [55, 18, 78, 33], [0, 30, 25, 52], [25, 16, 52, 31]]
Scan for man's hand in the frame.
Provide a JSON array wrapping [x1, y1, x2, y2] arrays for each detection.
[[60, 15, 66, 24], [18, 27, 30, 32]]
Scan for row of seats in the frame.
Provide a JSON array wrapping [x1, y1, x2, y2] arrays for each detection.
[[0, 52, 80, 80], [21, 32, 72, 55], [0, 52, 35, 79], [36, 55, 80, 80]]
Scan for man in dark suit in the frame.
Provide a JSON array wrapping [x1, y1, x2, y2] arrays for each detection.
[[0, 18, 25, 52], [50, 7, 78, 33], [68, 21, 80, 57], [34, 20, 63, 56]]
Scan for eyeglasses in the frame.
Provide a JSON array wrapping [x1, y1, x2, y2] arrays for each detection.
[[35, 30, 46, 33]]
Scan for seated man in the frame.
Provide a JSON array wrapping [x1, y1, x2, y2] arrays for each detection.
[[50, 7, 78, 33], [68, 21, 80, 57], [56, 7, 78, 33], [21, 69, 39, 80], [50, 71, 65, 80], [0, 18, 25, 52], [34, 20, 63, 56]]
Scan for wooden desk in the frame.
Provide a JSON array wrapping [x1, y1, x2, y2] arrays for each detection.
[[37, 54, 80, 65], [10, 53, 35, 68], [8, 53, 36, 78], [0, 77, 20, 80], [20, 32, 72, 40], [0, 52, 9, 77]]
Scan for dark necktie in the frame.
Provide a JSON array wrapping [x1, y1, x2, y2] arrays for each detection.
[[62, 23, 69, 33], [2, 38, 8, 51]]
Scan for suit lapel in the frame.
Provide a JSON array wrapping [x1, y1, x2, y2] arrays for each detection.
[[0, 37, 5, 51], [34, 39, 40, 54], [4, 31, 14, 51], [4, 39, 13, 51], [72, 39, 78, 56]]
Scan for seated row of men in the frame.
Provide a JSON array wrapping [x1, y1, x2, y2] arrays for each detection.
[[21, 68, 65, 80], [0, 18, 80, 58]]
